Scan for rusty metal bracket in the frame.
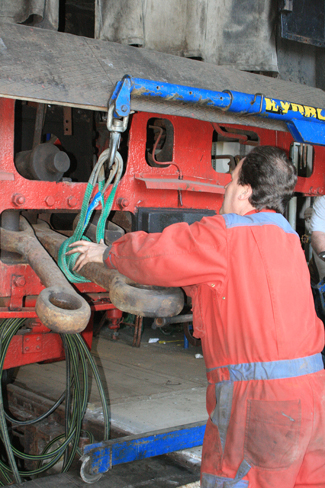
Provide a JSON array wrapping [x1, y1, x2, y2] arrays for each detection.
[[63, 106, 72, 136]]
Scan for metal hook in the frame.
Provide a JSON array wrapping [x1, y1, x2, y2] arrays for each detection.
[[107, 104, 129, 133]]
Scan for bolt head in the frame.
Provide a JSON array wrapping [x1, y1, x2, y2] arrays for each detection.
[[117, 197, 129, 209], [45, 196, 55, 207], [12, 194, 25, 206], [14, 276, 26, 287], [68, 196, 77, 208], [121, 104, 127, 113]]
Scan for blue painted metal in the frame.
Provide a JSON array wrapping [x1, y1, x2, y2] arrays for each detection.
[[110, 75, 325, 146], [83, 421, 206, 475], [110, 75, 132, 117]]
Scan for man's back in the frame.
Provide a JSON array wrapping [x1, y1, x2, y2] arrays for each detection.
[[197, 210, 324, 370]]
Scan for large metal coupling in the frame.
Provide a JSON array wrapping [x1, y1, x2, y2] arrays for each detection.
[[34, 225, 185, 318], [36, 285, 90, 334], [0, 217, 91, 334]]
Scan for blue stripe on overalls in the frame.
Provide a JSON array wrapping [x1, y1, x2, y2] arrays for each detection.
[[201, 354, 324, 488], [222, 211, 298, 235]]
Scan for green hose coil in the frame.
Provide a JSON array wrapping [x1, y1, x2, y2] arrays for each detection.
[[0, 318, 109, 485]]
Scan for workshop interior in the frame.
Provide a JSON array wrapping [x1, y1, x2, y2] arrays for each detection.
[[0, 0, 325, 486]]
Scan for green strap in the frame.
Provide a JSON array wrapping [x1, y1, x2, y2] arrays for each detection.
[[96, 185, 117, 243], [58, 180, 118, 284]]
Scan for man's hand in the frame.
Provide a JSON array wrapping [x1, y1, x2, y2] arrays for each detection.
[[66, 240, 107, 272]]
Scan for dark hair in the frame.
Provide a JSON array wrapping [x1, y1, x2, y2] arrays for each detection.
[[237, 146, 297, 214]]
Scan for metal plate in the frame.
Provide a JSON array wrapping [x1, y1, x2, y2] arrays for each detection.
[[2, 23, 325, 131], [280, 0, 325, 47]]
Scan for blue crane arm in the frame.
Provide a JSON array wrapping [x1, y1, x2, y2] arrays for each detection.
[[109, 75, 325, 146]]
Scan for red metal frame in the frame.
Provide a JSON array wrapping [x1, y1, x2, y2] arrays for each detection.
[[0, 98, 120, 368], [112, 112, 325, 215], [1, 98, 325, 369]]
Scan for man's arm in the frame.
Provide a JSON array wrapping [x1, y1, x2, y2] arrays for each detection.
[[67, 216, 228, 288], [310, 197, 325, 260]]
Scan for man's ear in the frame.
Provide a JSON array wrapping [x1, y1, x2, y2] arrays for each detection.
[[238, 185, 252, 200]]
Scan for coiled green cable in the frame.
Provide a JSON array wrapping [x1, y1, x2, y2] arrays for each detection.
[[0, 318, 109, 484]]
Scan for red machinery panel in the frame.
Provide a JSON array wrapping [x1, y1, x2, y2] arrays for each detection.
[[1, 98, 325, 368]]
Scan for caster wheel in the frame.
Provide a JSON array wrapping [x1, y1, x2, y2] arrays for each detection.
[[80, 455, 103, 484]]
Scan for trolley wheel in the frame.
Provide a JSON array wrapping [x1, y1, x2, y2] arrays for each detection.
[[80, 455, 103, 484], [160, 325, 174, 336], [183, 322, 201, 347]]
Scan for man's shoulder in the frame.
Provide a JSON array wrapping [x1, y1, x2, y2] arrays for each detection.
[[313, 196, 325, 213], [222, 211, 297, 235]]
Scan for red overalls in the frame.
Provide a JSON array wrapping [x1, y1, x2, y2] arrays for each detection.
[[105, 210, 325, 488]]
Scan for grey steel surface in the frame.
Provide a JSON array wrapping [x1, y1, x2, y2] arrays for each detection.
[[1, 23, 325, 131]]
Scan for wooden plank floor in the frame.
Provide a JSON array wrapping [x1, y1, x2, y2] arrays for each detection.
[[12, 328, 206, 420], [8, 323, 206, 487]]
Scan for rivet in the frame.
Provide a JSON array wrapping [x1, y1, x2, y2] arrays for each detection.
[[211, 283, 215, 287], [45, 196, 55, 207], [25, 347, 29, 351]]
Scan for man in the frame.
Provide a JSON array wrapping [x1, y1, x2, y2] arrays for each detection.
[[67, 146, 325, 488], [306, 196, 325, 335], [310, 196, 325, 283]]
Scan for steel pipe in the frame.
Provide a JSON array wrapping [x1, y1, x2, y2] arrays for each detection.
[[152, 314, 193, 328], [0, 217, 91, 334]]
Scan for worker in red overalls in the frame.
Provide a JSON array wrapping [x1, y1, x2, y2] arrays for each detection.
[[67, 146, 325, 488]]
